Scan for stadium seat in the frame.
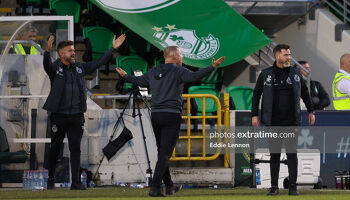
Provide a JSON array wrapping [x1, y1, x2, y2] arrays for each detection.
[[226, 86, 253, 110], [189, 85, 220, 114], [153, 57, 164, 67], [121, 28, 151, 56], [87, 3, 116, 28], [201, 68, 223, 90], [49, 0, 81, 24], [116, 55, 148, 90], [82, 26, 114, 61], [0, 127, 27, 164], [26, 0, 41, 6], [188, 86, 220, 130]]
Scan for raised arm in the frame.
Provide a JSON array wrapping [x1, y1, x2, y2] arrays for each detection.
[[43, 35, 55, 77], [83, 34, 126, 74]]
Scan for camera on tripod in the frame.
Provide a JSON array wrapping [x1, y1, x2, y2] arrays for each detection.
[[132, 70, 148, 97], [95, 68, 153, 186]]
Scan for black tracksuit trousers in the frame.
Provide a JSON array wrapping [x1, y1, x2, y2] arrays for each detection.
[[151, 112, 181, 189], [268, 126, 298, 188], [48, 113, 84, 183]]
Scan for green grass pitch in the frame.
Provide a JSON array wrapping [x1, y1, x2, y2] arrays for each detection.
[[1, 187, 350, 200]]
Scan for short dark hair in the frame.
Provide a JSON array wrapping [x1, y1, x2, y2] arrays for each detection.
[[57, 40, 74, 52], [273, 44, 290, 56]]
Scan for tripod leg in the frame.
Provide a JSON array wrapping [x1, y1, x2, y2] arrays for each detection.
[[136, 99, 153, 185], [93, 92, 133, 181], [93, 156, 105, 181]]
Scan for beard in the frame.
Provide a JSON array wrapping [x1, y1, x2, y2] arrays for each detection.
[[281, 61, 290, 68], [66, 57, 76, 65]]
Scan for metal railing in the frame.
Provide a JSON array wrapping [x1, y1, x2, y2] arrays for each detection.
[[323, 0, 350, 24], [252, 42, 312, 92], [253, 42, 311, 74], [226, 0, 319, 16], [89, 93, 231, 167], [323, 0, 350, 41], [170, 94, 230, 168]]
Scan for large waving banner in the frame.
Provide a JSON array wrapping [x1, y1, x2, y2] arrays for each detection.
[[90, 0, 271, 68]]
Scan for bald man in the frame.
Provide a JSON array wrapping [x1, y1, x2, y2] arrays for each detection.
[[116, 46, 225, 197], [332, 54, 350, 110]]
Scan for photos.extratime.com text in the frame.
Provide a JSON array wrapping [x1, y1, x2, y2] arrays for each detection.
[[209, 130, 296, 140]]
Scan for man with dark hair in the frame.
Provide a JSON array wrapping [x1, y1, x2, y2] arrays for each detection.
[[44, 34, 126, 190], [296, 61, 330, 110], [116, 46, 225, 197], [57, 41, 74, 52], [272, 44, 290, 56], [252, 44, 315, 195]]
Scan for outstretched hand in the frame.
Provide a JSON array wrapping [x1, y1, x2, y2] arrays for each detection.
[[212, 56, 226, 68], [113, 34, 126, 49], [46, 35, 54, 52], [116, 67, 127, 77]]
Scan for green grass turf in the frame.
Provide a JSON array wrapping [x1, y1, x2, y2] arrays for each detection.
[[0, 187, 350, 200]]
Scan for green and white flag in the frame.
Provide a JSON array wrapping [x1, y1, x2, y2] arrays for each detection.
[[90, 0, 271, 68]]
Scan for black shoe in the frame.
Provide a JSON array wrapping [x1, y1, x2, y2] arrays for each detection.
[[289, 185, 299, 195], [166, 184, 182, 195], [70, 182, 86, 190], [47, 178, 55, 190], [267, 186, 279, 196], [149, 188, 166, 197]]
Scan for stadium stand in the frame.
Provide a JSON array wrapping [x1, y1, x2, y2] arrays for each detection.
[[116, 55, 148, 91], [226, 86, 253, 110]]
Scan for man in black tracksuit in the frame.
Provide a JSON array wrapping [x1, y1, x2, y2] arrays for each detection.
[[44, 34, 126, 190], [116, 46, 225, 197], [297, 61, 330, 110], [251, 44, 315, 196]]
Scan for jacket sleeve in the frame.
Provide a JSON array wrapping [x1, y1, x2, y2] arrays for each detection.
[[315, 81, 331, 109], [301, 76, 314, 113], [124, 71, 150, 87], [82, 48, 114, 74], [178, 66, 214, 83], [43, 51, 54, 78], [251, 73, 263, 116]]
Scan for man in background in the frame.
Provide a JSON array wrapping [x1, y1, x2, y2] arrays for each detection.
[[10, 26, 40, 55], [332, 54, 350, 110], [297, 61, 330, 110]]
